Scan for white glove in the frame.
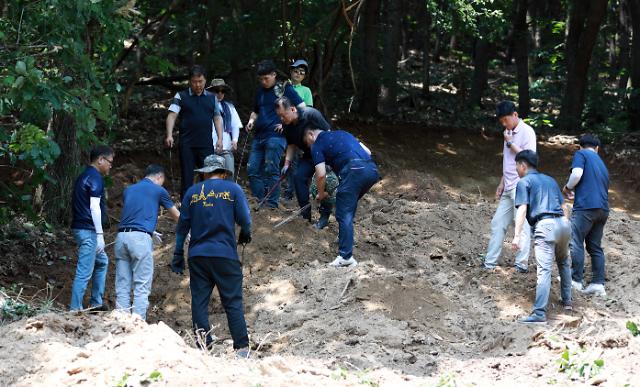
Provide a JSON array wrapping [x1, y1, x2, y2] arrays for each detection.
[[96, 234, 105, 254], [186, 232, 191, 245], [153, 231, 163, 245]]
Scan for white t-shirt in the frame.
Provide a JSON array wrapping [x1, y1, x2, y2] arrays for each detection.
[[213, 100, 242, 151]]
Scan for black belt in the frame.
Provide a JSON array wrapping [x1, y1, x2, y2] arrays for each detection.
[[535, 214, 563, 224], [119, 228, 152, 236]]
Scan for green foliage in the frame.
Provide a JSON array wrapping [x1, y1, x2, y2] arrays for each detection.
[[627, 321, 639, 336], [557, 348, 604, 380], [142, 370, 163, 383], [0, 285, 57, 323], [115, 372, 130, 387], [7, 123, 61, 169], [0, 0, 131, 222], [435, 372, 458, 387]]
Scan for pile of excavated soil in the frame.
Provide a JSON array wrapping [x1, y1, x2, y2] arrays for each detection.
[[2, 127, 639, 385], [0, 312, 425, 386]]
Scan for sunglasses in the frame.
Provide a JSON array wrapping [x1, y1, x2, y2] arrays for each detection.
[[212, 88, 226, 93], [292, 68, 306, 75]]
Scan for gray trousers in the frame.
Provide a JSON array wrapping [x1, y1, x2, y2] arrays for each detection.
[[532, 217, 572, 317], [485, 188, 531, 269], [114, 231, 153, 320], [219, 150, 235, 181]]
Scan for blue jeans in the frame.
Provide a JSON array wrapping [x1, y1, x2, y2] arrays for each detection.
[[189, 256, 249, 349], [114, 231, 153, 320], [70, 229, 109, 310], [532, 217, 572, 318], [335, 160, 380, 259], [570, 209, 608, 284], [294, 158, 332, 217], [247, 136, 286, 207]]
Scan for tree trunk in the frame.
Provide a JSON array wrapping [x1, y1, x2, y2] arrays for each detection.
[[469, 38, 490, 108], [513, 0, 530, 117], [358, 0, 382, 116], [617, 0, 631, 92], [559, 0, 608, 132], [281, 0, 289, 66], [422, 2, 432, 98], [629, 0, 640, 131], [44, 112, 81, 225], [380, 0, 401, 114], [203, 0, 218, 71]]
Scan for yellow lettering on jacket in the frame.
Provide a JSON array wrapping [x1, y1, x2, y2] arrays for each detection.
[[190, 185, 234, 206]]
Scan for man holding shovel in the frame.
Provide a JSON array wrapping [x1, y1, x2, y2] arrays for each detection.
[[275, 96, 333, 228]]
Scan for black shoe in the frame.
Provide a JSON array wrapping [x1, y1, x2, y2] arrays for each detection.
[[514, 266, 528, 274], [300, 207, 311, 222], [88, 304, 109, 313], [314, 214, 330, 230]]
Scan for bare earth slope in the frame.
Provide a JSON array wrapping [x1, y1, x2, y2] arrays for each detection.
[[1, 125, 639, 386]]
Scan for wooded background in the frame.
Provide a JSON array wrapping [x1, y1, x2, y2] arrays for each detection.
[[1, 0, 639, 224]]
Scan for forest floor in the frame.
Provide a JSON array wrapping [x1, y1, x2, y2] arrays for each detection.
[[1, 110, 640, 386]]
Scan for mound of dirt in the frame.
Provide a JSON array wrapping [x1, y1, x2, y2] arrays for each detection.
[[0, 312, 426, 386], [2, 126, 640, 385]]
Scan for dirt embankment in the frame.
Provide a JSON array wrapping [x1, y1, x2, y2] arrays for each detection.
[[1, 123, 639, 386]]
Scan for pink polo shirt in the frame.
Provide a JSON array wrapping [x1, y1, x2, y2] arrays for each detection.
[[503, 119, 536, 191]]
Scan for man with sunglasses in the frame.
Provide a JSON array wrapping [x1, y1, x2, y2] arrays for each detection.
[[70, 145, 115, 311], [290, 59, 313, 107], [208, 78, 242, 180]]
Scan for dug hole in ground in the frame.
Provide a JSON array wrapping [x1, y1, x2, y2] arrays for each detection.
[[1, 123, 639, 386]]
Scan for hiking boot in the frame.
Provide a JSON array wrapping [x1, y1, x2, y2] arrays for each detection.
[[582, 283, 606, 297], [328, 255, 357, 268], [235, 347, 251, 359], [571, 280, 584, 292], [518, 314, 547, 325], [300, 207, 311, 222], [314, 213, 330, 230], [481, 264, 496, 271], [514, 266, 528, 274]]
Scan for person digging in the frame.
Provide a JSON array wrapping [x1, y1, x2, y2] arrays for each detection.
[[304, 127, 379, 267]]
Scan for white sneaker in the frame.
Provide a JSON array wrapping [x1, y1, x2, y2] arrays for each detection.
[[328, 255, 357, 267], [572, 280, 584, 292], [582, 283, 606, 297]]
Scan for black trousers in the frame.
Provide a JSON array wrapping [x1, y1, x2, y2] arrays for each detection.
[[179, 144, 214, 200], [188, 256, 249, 349]]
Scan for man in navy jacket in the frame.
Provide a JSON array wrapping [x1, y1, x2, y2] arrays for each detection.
[[171, 154, 252, 357]]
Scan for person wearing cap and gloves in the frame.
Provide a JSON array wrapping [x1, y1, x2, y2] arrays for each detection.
[[245, 60, 305, 208], [290, 59, 313, 107], [208, 78, 242, 180], [483, 101, 536, 273], [171, 155, 252, 357]]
